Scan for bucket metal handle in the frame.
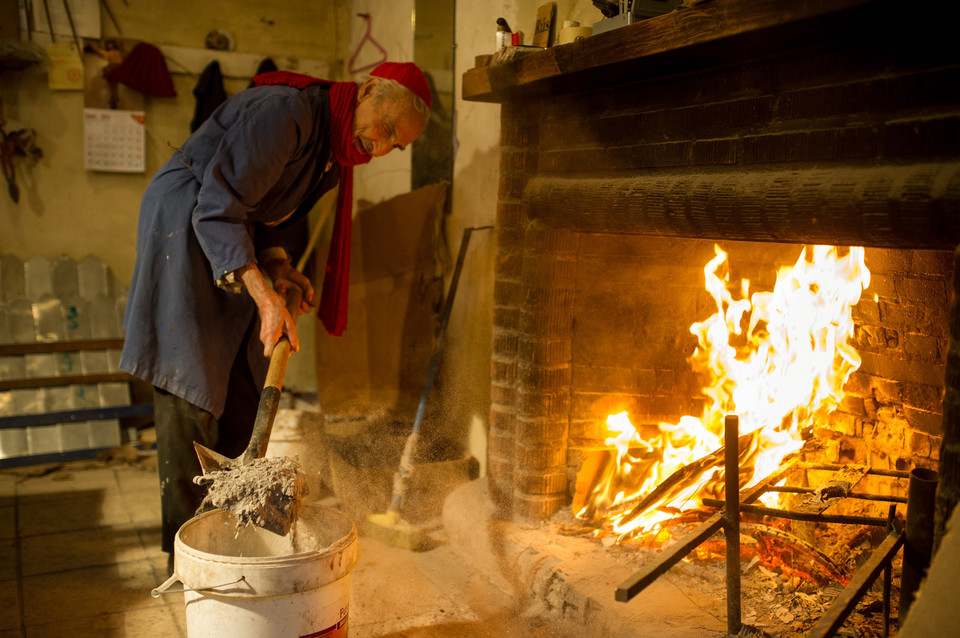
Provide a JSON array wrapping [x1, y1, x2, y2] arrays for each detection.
[[151, 573, 246, 598]]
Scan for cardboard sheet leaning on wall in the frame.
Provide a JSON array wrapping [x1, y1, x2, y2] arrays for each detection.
[[314, 181, 451, 417]]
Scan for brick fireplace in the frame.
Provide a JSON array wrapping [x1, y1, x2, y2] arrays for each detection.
[[462, 0, 960, 523]]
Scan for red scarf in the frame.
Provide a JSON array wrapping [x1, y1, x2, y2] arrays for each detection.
[[253, 71, 371, 336]]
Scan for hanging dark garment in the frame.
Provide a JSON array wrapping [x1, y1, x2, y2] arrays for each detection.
[[248, 58, 278, 88], [190, 60, 227, 133]]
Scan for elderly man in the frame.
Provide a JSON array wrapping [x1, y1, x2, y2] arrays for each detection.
[[120, 62, 431, 563]]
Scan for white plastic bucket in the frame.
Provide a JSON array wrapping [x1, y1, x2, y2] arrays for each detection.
[[155, 503, 358, 638]]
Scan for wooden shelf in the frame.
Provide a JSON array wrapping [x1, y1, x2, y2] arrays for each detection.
[[0, 339, 126, 356], [0, 38, 44, 71], [462, 0, 886, 103]]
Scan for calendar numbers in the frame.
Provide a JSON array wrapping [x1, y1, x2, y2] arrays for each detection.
[[83, 108, 146, 173]]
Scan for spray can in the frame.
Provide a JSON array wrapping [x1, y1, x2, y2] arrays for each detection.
[[496, 17, 511, 51]]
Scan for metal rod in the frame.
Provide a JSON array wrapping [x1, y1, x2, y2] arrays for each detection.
[[42, 0, 56, 42], [724, 414, 741, 636], [883, 504, 896, 638], [615, 513, 724, 602], [614, 457, 803, 605], [898, 467, 939, 626], [807, 531, 905, 638], [883, 559, 892, 638], [99, 0, 122, 35], [60, 0, 83, 57], [797, 462, 910, 479], [700, 499, 890, 527], [764, 485, 907, 503]]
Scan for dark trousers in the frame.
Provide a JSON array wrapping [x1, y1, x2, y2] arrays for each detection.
[[153, 340, 261, 555]]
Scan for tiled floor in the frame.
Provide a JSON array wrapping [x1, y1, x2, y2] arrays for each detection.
[[1, 457, 185, 636], [0, 453, 570, 638]]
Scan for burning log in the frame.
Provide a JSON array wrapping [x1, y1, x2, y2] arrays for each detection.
[[691, 522, 850, 587], [578, 244, 868, 542], [610, 428, 773, 533], [746, 523, 849, 586]]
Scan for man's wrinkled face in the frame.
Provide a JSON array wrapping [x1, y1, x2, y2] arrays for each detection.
[[353, 80, 428, 158]]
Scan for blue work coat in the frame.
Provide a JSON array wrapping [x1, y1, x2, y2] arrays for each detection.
[[120, 84, 340, 417]]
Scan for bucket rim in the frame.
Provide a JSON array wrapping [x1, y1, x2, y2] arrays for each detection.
[[175, 505, 358, 565]]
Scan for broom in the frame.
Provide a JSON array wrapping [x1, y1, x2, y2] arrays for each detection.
[[367, 226, 492, 549]]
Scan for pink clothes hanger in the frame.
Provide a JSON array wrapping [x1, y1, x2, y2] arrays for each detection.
[[348, 13, 388, 74]]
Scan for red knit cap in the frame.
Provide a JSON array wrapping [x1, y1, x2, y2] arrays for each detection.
[[370, 62, 432, 109], [107, 42, 176, 97]]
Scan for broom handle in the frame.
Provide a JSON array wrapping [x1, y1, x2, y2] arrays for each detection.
[[388, 225, 493, 512]]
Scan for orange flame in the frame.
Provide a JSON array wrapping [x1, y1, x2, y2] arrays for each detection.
[[578, 245, 870, 541]]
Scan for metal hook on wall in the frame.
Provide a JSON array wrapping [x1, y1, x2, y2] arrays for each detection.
[[348, 12, 388, 74]]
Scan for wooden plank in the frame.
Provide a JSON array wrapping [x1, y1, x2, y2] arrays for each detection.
[[0, 372, 136, 391], [793, 464, 870, 515], [612, 430, 758, 527], [0, 404, 154, 429], [0, 339, 125, 356], [463, 0, 883, 102], [0, 446, 118, 469]]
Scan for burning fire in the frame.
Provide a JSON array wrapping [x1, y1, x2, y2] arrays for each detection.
[[578, 245, 871, 541]]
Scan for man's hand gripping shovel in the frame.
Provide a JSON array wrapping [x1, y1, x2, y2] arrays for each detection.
[[191, 281, 307, 536]]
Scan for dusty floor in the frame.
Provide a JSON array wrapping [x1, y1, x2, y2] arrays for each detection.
[[2, 447, 896, 638], [0, 451, 680, 638]]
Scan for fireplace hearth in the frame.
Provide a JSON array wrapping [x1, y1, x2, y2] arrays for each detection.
[[459, 0, 960, 634], [463, 0, 957, 522]]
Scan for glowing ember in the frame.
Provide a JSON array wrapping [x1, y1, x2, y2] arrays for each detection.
[[578, 245, 871, 541]]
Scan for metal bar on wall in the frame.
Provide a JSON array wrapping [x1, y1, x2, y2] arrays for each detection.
[[724, 414, 741, 636]]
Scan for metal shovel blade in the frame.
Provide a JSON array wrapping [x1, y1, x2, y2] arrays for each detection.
[[192, 326, 294, 477], [192, 451, 309, 538], [193, 441, 234, 475]]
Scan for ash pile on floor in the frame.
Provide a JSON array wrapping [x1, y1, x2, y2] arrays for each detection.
[[199, 456, 309, 536]]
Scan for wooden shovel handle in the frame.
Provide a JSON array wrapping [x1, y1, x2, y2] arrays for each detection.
[[240, 285, 303, 464]]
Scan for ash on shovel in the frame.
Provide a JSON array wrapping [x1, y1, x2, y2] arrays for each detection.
[[197, 456, 309, 536]]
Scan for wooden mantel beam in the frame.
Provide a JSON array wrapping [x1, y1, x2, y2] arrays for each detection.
[[525, 162, 960, 250], [462, 0, 894, 103]]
